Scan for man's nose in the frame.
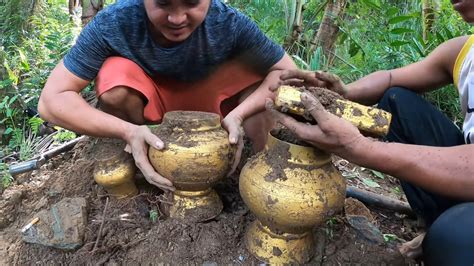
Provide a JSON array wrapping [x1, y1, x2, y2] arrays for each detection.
[[168, 9, 186, 25]]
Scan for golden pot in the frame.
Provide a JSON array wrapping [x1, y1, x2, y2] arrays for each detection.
[[148, 111, 233, 222], [239, 130, 346, 264], [93, 139, 138, 199], [275, 85, 392, 136]]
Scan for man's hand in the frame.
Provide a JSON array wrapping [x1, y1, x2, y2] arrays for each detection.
[[265, 92, 366, 157], [271, 69, 349, 98], [221, 113, 244, 176], [124, 125, 175, 191]]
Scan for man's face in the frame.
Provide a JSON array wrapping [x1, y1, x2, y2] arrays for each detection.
[[452, 0, 474, 22], [144, 0, 211, 46]]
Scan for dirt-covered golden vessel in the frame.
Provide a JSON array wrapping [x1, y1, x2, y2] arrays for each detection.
[[239, 130, 346, 264], [275, 85, 392, 136], [93, 139, 138, 199], [149, 111, 233, 222]]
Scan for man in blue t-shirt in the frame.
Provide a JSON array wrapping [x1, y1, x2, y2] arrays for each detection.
[[38, 0, 296, 190]]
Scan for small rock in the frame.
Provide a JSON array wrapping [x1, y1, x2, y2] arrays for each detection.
[[346, 215, 384, 244], [202, 262, 217, 266], [344, 198, 374, 222], [22, 197, 88, 250]]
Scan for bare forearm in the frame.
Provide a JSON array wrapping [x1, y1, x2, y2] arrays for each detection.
[[230, 74, 277, 120], [231, 54, 297, 120], [347, 139, 474, 200], [346, 70, 391, 105], [38, 91, 135, 140]]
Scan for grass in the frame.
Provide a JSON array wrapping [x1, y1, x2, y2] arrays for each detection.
[[0, 162, 13, 188]]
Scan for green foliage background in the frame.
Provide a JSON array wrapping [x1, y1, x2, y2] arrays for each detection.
[[0, 0, 470, 185], [233, 0, 470, 123], [0, 0, 79, 184]]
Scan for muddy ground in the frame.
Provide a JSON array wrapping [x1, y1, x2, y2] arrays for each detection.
[[0, 137, 420, 265]]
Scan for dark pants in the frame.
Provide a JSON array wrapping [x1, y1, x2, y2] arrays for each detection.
[[378, 87, 474, 265]]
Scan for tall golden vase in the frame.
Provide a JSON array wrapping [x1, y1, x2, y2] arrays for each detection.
[[149, 111, 233, 222], [239, 131, 346, 264]]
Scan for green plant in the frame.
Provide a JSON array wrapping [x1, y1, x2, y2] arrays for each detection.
[[0, 162, 13, 188], [28, 117, 44, 135], [332, 0, 469, 122], [383, 233, 403, 243], [371, 170, 385, 179], [392, 186, 402, 195], [324, 216, 338, 239], [0, 94, 23, 148], [1, 0, 78, 157], [53, 129, 77, 143], [149, 209, 158, 223]]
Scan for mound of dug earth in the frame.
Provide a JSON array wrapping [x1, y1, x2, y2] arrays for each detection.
[[1, 137, 409, 265]]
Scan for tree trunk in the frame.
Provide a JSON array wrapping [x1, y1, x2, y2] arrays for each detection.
[[81, 0, 103, 26], [69, 0, 80, 16], [310, 0, 347, 66], [284, 0, 306, 49], [422, 0, 435, 42]]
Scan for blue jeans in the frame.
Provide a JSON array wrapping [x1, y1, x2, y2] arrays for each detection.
[[378, 87, 474, 265]]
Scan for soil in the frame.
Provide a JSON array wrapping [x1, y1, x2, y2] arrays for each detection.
[[306, 87, 344, 113], [92, 138, 133, 173], [0, 136, 419, 265], [152, 111, 222, 148], [374, 112, 390, 127], [91, 138, 127, 161], [270, 127, 309, 146]]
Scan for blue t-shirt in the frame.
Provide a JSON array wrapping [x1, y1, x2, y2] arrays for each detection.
[[63, 0, 285, 82]]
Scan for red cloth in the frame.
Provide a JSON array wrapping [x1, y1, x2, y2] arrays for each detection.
[[95, 56, 263, 122]]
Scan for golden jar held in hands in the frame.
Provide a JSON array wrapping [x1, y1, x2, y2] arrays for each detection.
[[148, 111, 234, 222]]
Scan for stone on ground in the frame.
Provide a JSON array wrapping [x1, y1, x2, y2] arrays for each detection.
[[344, 198, 384, 244], [22, 197, 87, 250]]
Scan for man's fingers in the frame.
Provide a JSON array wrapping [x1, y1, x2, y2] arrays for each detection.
[[145, 129, 164, 150], [228, 134, 243, 177], [314, 71, 341, 84], [280, 69, 316, 82], [227, 125, 241, 144], [266, 99, 307, 132], [301, 92, 331, 123], [124, 144, 132, 153], [280, 79, 306, 87], [265, 98, 327, 147], [133, 148, 174, 190], [146, 174, 176, 192]]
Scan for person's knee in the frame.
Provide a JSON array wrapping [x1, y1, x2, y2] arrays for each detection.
[[422, 202, 474, 265], [98, 86, 146, 124], [378, 87, 412, 111], [99, 86, 134, 109]]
